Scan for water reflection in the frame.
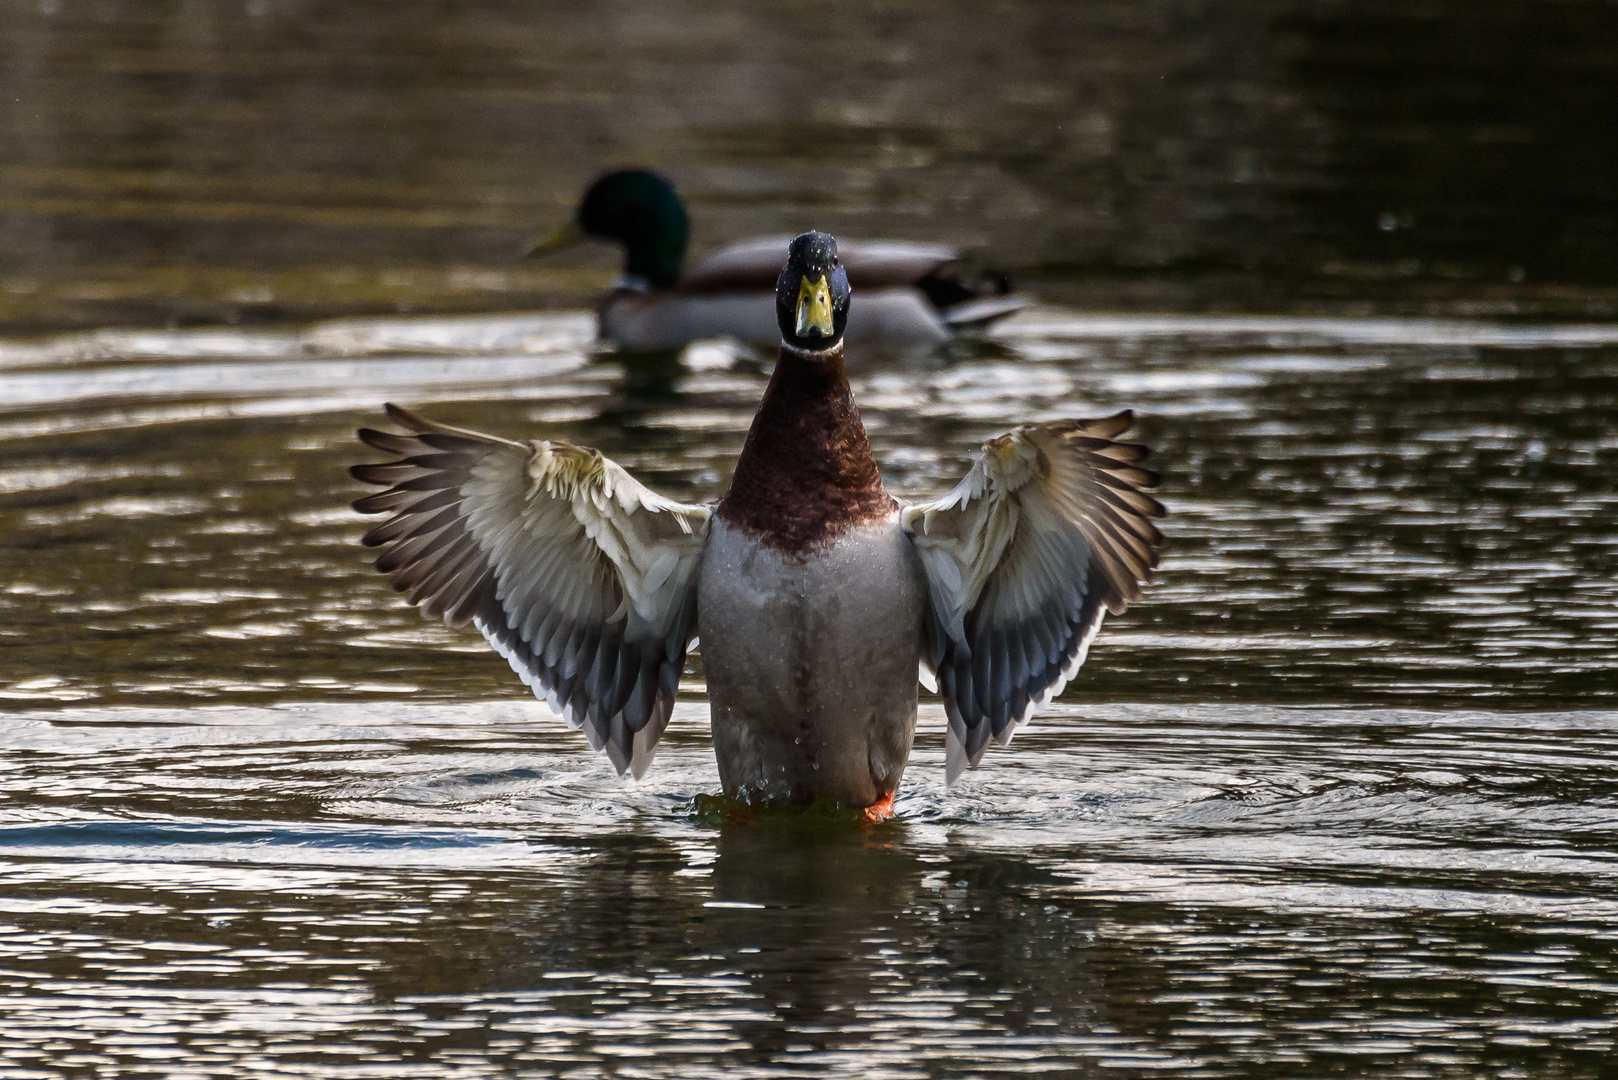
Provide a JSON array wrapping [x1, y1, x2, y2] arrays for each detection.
[[704, 821, 925, 1044], [3, 699, 1617, 1075]]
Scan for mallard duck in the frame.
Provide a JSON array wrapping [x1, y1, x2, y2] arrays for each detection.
[[526, 170, 1027, 352], [353, 232, 1163, 813]]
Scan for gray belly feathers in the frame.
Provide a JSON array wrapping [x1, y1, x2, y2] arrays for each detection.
[[697, 516, 927, 806]]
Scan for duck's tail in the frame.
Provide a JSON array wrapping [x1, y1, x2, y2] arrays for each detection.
[[939, 293, 1029, 331], [919, 262, 1029, 331]]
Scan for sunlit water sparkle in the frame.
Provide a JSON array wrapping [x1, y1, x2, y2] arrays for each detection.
[[2, 310, 1616, 1077]]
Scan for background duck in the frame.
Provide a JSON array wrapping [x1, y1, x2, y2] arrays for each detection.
[[526, 170, 1027, 352], [354, 232, 1161, 812]]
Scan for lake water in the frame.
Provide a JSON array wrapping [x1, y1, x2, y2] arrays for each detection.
[[2, 312, 1616, 1076], [5, 0, 1618, 330]]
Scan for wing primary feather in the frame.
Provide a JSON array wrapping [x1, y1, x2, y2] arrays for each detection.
[[605, 712, 632, 775], [1079, 409, 1134, 439], [964, 710, 993, 762], [623, 655, 658, 731], [417, 551, 489, 621], [1006, 687, 1031, 738], [569, 684, 595, 742], [382, 402, 526, 447], [1087, 461, 1161, 491], [401, 450, 471, 472], [1005, 624, 1034, 702], [657, 654, 680, 702], [416, 431, 494, 454], [442, 571, 495, 628], [388, 471, 465, 493], [557, 624, 588, 680], [989, 636, 1011, 719], [374, 522, 456, 576], [356, 428, 423, 457], [584, 629, 615, 707], [604, 638, 637, 720], [361, 503, 460, 548], [1081, 502, 1157, 574], [354, 485, 461, 517], [526, 606, 562, 659], [970, 630, 995, 719], [350, 462, 426, 486], [945, 727, 968, 784], [543, 619, 577, 671]]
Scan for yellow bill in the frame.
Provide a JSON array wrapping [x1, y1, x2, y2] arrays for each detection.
[[795, 274, 834, 337], [522, 218, 585, 260]]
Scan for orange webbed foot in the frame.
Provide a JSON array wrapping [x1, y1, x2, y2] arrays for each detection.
[[861, 790, 897, 823]]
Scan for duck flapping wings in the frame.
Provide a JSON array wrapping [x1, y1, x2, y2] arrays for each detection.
[[353, 406, 1162, 783]]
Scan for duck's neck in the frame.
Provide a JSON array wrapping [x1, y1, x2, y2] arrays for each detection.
[[622, 218, 687, 288], [718, 343, 895, 556]]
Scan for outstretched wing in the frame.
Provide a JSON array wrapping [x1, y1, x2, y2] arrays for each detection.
[[351, 404, 711, 778], [902, 412, 1165, 781]]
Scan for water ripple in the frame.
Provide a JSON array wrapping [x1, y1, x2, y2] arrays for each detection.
[[2, 310, 1617, 1075]]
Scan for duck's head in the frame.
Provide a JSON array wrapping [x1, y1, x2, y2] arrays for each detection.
[[526, 170, 688, 289], [776, 231, 851, 352]]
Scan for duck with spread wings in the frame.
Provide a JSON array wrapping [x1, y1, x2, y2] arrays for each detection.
[[353, 231, 1164, 814]]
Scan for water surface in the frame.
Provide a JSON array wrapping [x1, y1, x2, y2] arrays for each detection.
[[1, 311, 1616, 1076], [5, 0, 1618, 328]]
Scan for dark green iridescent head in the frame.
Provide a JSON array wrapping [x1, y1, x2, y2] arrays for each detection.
[[575, 170, 689, 288], [775, 231, 851, 351]]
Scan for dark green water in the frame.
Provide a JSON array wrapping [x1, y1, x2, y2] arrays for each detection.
[[1, 313, 1616, 1076]]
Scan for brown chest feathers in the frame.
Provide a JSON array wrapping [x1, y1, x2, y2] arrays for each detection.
[[718, 345, 896, 557]]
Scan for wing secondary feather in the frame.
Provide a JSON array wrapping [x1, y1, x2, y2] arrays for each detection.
[[351, 404, 711, 777], [902, 411, 1165, 781]]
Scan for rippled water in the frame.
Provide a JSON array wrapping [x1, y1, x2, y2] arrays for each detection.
[[7, 0, 1618, 329], [3, 312, 1617, 1076]]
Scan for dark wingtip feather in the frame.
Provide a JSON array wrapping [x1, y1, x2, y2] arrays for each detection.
[[350, 462, 394, 486], [1118, 441, 1153, 466], [357, 427, 403, 454], [352, 489, 401, 515], [1089, 410, 1134, 439], [358, 521, 392, 545], [383, 402, 430, 431]]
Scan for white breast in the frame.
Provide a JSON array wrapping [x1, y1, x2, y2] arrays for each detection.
[[696, 515, 927, 806]]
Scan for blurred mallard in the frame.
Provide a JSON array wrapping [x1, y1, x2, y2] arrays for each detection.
[[354, 232, 1161, 814], [526, 170, 1027, 352]]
